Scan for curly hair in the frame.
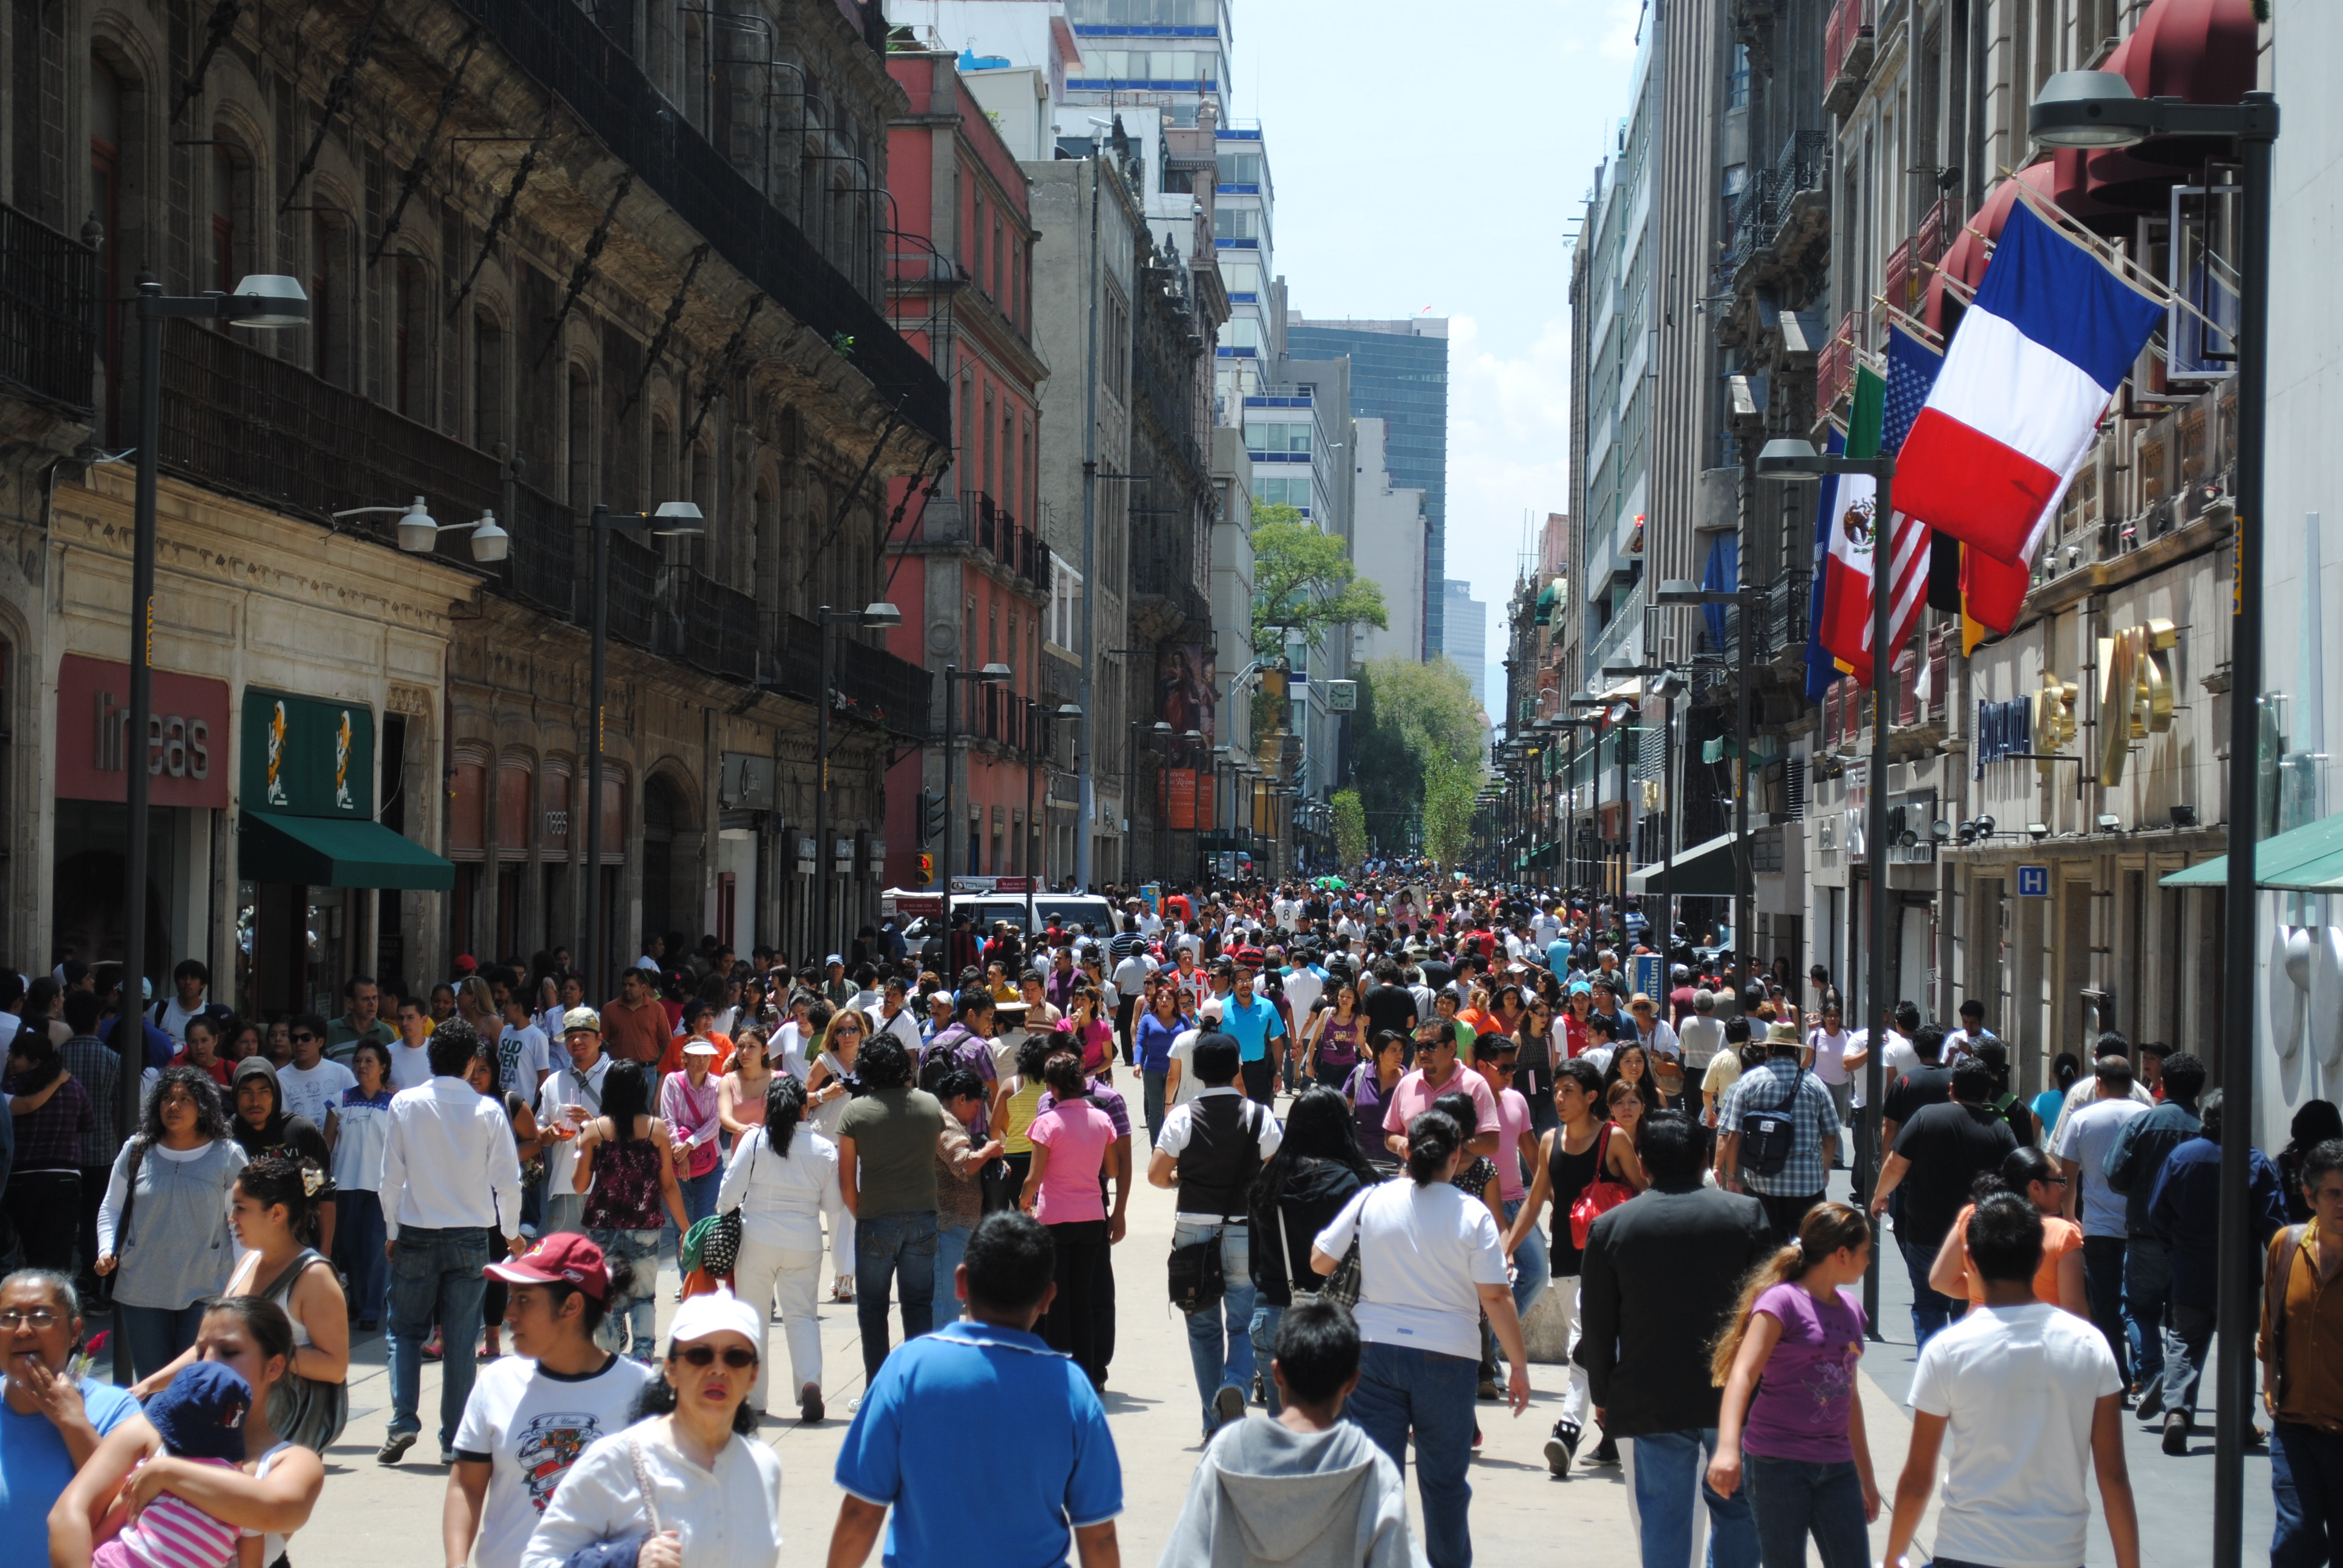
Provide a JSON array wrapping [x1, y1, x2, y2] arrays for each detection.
[[139, 1065, 232, 1145], [236, 1152, 318, 1230]]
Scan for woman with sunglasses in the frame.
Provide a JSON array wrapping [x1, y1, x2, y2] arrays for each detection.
[[521, 1292, 781, 1568], [1924, 1145, 2088, 1317]]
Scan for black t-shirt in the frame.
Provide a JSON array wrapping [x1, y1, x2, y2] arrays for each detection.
[[1362, 982, 1419, 1044], [1890, 1100, 2019, 1247], [1418, 959, 1454, 993], [1882, 1064, 1955, 1129]]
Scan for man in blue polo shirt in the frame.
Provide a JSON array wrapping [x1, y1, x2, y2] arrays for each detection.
[[829, 1212, 1122, 1568], [1, 1269, 140, 1561], [1218, 964, 1286, 1107]]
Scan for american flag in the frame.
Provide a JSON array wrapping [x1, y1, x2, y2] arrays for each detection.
[[1874, 324, 1944, 661]]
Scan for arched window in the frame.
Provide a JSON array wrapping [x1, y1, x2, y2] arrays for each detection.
[[90, 53, 126, 435], [208, 142, 250, 298], [566, 362, 595, 510], [393, 258, 428, 419], [473, 309, 505, 451], [312, 209, 352, 385], [687, 439, 713, 572]]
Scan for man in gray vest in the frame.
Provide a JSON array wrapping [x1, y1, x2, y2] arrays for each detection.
[[1149, 1033, 1282, 1437]]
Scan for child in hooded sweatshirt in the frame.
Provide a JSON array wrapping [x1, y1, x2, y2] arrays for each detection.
[[1159, 1299, 1420, 1568], [92, 1361, 261, 1568]]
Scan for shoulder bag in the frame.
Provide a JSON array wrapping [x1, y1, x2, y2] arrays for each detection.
[[1277, 1195, 1361, 1308], [2266, 1222, 2313, 1412], [1570, 1123, 1636, 1250], [1166, 1101, 1261, 1315], [256, 1247, 348, 1452], [1737, 1065, 1807, 1180]]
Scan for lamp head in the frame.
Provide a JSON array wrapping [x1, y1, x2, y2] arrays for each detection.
[[651, 499, 705, 536], [224, 274, 309, 328], [2029, 70, 2151, 149], [1057, 704, 1086, 719], [1152, 720, 1173, 733], [468, 511, 511, 563], [1755, 437, 1826, 480], [2027, 822, 2051, 841], [858, 601, 903, 629], [978, 662, 1013, 681], [1974, 815, 1995, 840], [395, 497, 439, 554]]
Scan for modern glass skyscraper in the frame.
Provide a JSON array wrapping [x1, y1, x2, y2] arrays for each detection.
[[1285, 318, 1448, 655]]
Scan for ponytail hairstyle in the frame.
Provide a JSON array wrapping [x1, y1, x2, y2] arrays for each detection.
[[1404, 1108, 1464, 1186], [1709, 1200, 1870, 1386], [236, 1151, 320, 1235], [764, 1074, 807, 1158]]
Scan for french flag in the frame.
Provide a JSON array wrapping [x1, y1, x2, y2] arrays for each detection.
[[1890, 199, 2163, 564]]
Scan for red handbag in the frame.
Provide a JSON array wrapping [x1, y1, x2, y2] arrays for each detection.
[[1570, 1123, 1636, 1249]]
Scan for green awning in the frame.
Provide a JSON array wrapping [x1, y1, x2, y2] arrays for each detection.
[[239, 812, 456, 890], [2161, 811, 2343, 893], [1624, 831, 1746, 898]]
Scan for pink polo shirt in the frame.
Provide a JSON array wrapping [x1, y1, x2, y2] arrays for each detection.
[[1381, 1064, 1501, 1139]]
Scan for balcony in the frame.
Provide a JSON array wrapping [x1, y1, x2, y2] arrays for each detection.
[[0, 202, 97, 415], [1823, 0, 1876, 117], [919, 492, 1050, 594], [1814, 312, 1856, 423], [1585, 580, 1643, 690], [1133, 520, 1211, 635], [1714, 132, 1832, 292], [453, 0, 947, 443], [776, 612, 932, 741], [658, 564, 759, 684], [966, 684, 1052, 759]]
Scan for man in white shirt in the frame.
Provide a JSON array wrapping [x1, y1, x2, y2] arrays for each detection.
[[2051, 1054, 2154, 1390], [1162, 998, 1224, 1108], [277, 1014, 358, 1125], [378, 1017, 525, 1468], [868, 976, 923, 1053], [495, 993, 551, 1100], [535, 1009, 614, 1238], [1280, 950, 1324, 1019], [1942, 998, 1998, 1065], [156, 959, 215, 1043], [1883, 1193, 2135, 1568]]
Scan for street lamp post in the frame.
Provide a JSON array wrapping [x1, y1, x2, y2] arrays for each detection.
[[1752, 439, 1894, 1323], [2029, 72, 2278, 1567], [582, 501, 704, 999], [813, 603, 903, 958], [119, 272, 306, 1149], [940, 661, 1012, 923], [1125, 717, 1172, 886]]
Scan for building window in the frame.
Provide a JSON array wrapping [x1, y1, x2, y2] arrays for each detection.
[[473, 310, 505, 451], [1243, 420, 1310, 454], [393, 259, 428, 419], [1253, 475, 1310, 511], [1728, 44, 1749, 109], [1214, 151, 1263, 186], [1049, 557, 1082, 651]]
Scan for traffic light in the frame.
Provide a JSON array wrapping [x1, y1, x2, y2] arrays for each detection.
[[917, 791, 947, 845], [915, 852, 935, 887]]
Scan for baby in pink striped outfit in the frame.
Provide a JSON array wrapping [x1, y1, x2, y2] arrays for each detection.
[[93, 1361, 257, 1568]]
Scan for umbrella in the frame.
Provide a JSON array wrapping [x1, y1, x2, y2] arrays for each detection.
[[1317, 876, 1347, 890]]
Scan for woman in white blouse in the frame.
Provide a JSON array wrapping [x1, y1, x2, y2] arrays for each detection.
[[715, 1076, 842, 1422], [521, 1290, 782, 1568]]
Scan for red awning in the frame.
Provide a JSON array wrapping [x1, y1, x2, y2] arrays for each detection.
[[2083, 0, 2258, 217], [1923, 163, 2058, 333]]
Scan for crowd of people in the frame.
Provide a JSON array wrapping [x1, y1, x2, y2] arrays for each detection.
[[0, 874, 2336, 1568]]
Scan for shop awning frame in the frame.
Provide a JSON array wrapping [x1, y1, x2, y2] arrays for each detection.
[[1625, 831, 1747, 898], [238, 812, 457, 890], [2160, 811, 2343, 893]]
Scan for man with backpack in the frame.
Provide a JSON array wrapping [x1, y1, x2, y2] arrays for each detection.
[[1715, 1020, 1841, 1244]]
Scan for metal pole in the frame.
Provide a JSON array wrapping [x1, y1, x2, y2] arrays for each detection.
[[815, 606, 832, 960], [1737, 590, 1754, 977], [1074, 149, 1103, 889], [120, 279, 161, 1155], [2213, 108, 2273, 1568], [1126, 722, 1140, 887], [1662, 694, 1677, 952], [584, 506, 609, 1001], [1026, 729, 1037, 932], [942, 665, 957, 924], [1863, 460, 1893, 1325]]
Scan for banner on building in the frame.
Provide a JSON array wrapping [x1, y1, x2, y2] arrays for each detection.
[[1157, 644, 1217, 740], [240, 688, 375, 818]]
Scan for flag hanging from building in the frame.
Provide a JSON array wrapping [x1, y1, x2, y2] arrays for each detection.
[[1889, 200, 2163, 563], [1803, 429, 1849, 703], [1817, 362, 1930, 687]]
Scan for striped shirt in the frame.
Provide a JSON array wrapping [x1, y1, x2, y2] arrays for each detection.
[[104, 1458, 241, 1568]]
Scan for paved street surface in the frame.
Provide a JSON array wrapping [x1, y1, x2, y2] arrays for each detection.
[[278, 1097, 2243, 1568]]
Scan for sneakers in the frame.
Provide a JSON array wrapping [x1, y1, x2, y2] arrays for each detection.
[[800, 1382, 825, 1424], [1544, 1422, 1582, 1478], [2163, 1412, 2190, 1456], [377, 1431, 417, 1466], [1591, 1432, 1620, 1466], [1211, 1383, 1246, 1433], [1477, 1377, 1501, 1401]]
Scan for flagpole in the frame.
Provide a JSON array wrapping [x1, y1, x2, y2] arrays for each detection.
[[1863, 452, 1893, 1328]]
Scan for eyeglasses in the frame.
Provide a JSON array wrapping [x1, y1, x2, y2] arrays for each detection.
[[0, 1307, 63, 1330], [291, 1032, 318, 1044], [675, 1344, 758, 1369]]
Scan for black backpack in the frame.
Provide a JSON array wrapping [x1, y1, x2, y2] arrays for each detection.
[[1738, 1065, 1807, 1179]]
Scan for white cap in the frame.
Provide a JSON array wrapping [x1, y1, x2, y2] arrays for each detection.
[[667, 1289, 762, 1348], [826, 953, 844, 966], [683, 1038, 719, 1056]]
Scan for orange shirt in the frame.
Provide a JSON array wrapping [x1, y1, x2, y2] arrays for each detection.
[[656, 1030, 736, 1079], [1949, 1201, 2085, 1313], [600, 996, 671, 1066]]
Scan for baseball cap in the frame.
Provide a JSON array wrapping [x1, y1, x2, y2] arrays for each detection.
[[485, 1231, 612, 1302], [669, 1287, 762, 1347], [826, 953, 844, 967], [143, 1362, 251, 1461], [453, 954, 479, 975], [562, 1006, 603, 1034]]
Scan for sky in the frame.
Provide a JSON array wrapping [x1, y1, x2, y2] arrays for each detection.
[[1225, 0, 1646, 716]]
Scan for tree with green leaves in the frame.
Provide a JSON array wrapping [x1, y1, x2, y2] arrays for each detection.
[[1346, 656, 1487, 865], [1331, 789, 1368, 869], [1250, 504, 1389, 658]]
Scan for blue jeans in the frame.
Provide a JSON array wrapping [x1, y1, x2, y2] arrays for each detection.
[[1249, 1302, 1284, 1415], [1902, 1236, 1956, 1351], [333, 1190, 388, 1325], [1744, 1455, 1870, 1568], [855, 1210, 937, 1383], [1627, 1429, 1759, 1568], [1173, 1218, 1256, 1432], [2082, 1234, 2132, 1386], [386, 1226, 492, 1446], [115, 1301, 209, 1385], [1346, 1340, 1480, 1568], [2125, 1236, 2170, 1402], [934, 1223, 974, 1320], [1141, 1069, 1168, 1149], [680, 1168, 721, 1226], [1504, 1197, 1551, 1325], [2273, 1420, 2343, 1568], [590, 1227, 662, 1361]]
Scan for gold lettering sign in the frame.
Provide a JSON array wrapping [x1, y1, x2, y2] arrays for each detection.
[[2031, 668, 2079, 785], [2096, 618, 2178, 786]]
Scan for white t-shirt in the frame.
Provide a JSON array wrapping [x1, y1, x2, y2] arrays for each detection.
[[277, 1059, 357, 1126], [1282, 966, 1325, 1019], [1846, 1029, 1916, 1108], [2050, 1094, 2150, 1240], [497, 1024, 551, 1098], [453, 1353, 655, 1568], [387, 1041, 435, 1093], [1165, 1028, 1207, 1106], [1314, 1179, 1508, 1361], [1806, 1027, 1852, 1086], [1677, 1014, 1726, 1070], [1942, 1026, 1997, 1065], [1909, 1301, 2122, 1568]]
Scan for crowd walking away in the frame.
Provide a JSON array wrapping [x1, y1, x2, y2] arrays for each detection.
[[0, 878, 2325, 1568]]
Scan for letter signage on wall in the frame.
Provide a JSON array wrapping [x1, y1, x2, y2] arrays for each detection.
[[240, 688, 376, 818], [55, 654, 232, 809], [2096, 618, 2178, 787], [1973, 698, 2032, 779]]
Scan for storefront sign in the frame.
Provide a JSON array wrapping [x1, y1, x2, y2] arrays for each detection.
[[720, 752, 775, 810], [240, 688, 375, 818], [2097, 618, 2177, 786], [55, 654, 231, 808], [1973, 697, 2032, 779]]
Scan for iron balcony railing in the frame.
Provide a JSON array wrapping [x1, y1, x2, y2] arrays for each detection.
[[779, 612, 932, 740], [452, 0, 948, 445], [0, 202, 97, 413], [1714, 132, 1833, 289], [659, 564, 759, 684], [926, 492, 1051, 592]]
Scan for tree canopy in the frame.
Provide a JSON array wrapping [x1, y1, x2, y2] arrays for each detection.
[[1346, 656, 1488, 864], [1250, 505, 1389, 658]]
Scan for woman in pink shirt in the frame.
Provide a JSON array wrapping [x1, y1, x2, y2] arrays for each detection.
[[1020, 1050, 1117, 1385]]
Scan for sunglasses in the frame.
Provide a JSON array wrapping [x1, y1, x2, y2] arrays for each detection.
[[291, 1033, 319, 1044], [676, 1345, 758, 1369]]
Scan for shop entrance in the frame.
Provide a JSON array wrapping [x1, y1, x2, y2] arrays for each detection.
[[52, 800, 182, 979]]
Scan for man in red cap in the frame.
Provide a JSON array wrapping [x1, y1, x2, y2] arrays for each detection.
[[446, 1233, 654, 1568]]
